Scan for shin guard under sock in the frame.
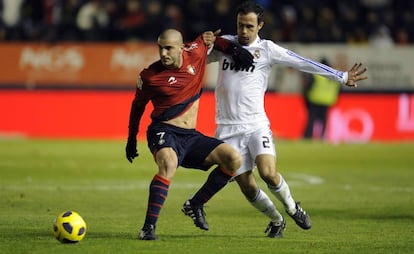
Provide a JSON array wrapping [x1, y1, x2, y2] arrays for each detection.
[[190, 167, 233, 206], [144, 174, 170, 227]]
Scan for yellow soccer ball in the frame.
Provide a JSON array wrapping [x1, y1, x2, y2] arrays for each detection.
[[53, 211, 87, 243]]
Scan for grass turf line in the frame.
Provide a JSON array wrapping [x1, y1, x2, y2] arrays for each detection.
[[0, 139, 413, 254]]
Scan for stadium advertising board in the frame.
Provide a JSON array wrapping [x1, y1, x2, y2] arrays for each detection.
[[0, 44, 414, 91], [0, 43, 158, 88], [1, 91, 413, 142]]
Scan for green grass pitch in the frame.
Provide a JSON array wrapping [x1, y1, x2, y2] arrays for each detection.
[[1, 139, 413, 254]]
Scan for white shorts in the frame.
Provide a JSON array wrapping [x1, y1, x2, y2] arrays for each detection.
[[215, 122, 276, 176]]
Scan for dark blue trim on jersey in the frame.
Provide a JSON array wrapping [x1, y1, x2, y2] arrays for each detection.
[[152, 89, 203, 122], [286, 50, 344, 79]]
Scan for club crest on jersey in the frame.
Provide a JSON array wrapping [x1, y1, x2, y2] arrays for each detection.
[[185, 43, 199, 51], [254, 49, 260, 59], [187, 65, 196, 75], [168, 76, 177, 85]]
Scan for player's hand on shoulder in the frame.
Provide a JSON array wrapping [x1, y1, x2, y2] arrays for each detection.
[[202, 29, 221, 48], [346, 63, 368, 87], [126, 137, 139, 163]]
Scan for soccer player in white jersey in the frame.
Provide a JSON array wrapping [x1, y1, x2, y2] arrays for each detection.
[[182, 0, 368, 238]]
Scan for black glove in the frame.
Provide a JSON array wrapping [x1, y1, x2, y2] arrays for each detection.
[[230, 45, 254, 70], [125, 137, 139, 163]]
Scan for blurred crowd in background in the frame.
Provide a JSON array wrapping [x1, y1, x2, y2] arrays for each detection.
[[0, 0, 413, 45]]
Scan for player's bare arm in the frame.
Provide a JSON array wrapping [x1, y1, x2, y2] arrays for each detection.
[[163, 99, 200, 129], [345, 63, 368, 87]]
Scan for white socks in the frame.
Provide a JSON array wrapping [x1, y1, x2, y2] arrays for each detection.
[[249, 188, 284, 223], [268, 173, 297, 215]]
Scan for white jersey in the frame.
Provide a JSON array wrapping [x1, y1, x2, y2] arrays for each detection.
[[209, 35, 348, 125]]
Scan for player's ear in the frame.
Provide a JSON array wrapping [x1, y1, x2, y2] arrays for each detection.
[[258, 21, 264, 31]]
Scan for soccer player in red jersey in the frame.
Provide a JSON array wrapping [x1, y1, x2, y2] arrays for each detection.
[[125, 29, 253, 240]]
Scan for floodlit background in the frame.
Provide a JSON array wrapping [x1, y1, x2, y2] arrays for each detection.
[[1, 0, 414, 142], [1, 2, 414, 253]]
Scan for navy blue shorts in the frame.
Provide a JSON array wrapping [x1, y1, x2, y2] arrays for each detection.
[[146, 122, 223, 171]]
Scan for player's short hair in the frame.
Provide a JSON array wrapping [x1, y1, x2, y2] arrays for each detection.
[[236, 0, 265, 24]]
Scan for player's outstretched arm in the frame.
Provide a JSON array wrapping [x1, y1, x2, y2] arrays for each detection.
[[345, 63, 368, 87], [211, 32, 254, 69]]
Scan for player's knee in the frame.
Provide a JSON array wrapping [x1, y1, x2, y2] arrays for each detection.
[[214, 144, 242, 173], [227, 150, 242, 173], [259, 170, 279, 186]]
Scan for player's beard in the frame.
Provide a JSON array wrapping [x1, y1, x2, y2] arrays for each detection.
[[161, 57, 174, 68], [238, 36, 250, 46], [161, 55, 181, 69]]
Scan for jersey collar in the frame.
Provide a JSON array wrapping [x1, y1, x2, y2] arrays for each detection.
[[242, 36, 261, 47]]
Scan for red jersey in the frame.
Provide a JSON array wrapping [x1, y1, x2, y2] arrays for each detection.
[[128, 35, 209, 137]]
